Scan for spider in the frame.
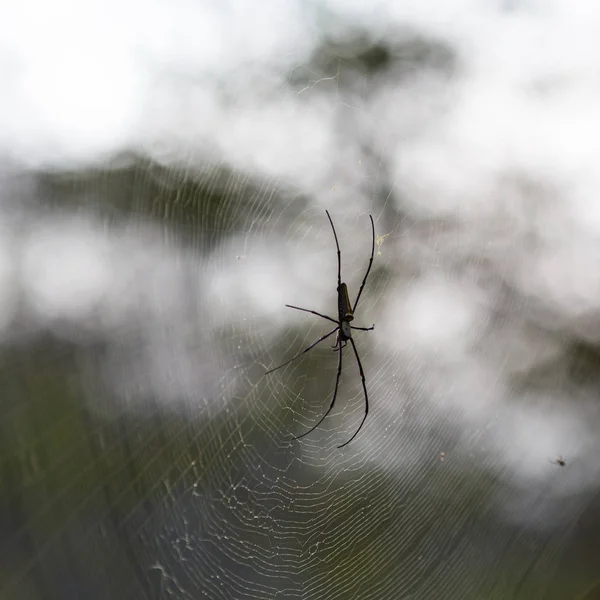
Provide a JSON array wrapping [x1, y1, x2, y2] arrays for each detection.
[[550, 455, 566, 467], [265, 210, 375, 448]]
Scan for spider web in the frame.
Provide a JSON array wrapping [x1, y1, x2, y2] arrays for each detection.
[[2, 1, 600, 600]]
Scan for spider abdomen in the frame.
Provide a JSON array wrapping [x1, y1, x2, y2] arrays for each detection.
[[338, 282, 354, 322]]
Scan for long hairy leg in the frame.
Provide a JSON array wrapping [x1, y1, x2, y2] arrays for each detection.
[[352, 215, 375, 312], [337, 337, 369, 448], [265, 327, 338, 375], [285, 304, 337, 325], [294, 334, 343, 440]]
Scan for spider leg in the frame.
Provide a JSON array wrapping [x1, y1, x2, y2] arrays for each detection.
[[337, 337, 369, 448], [326, 210, 342, 289], [332, 339, 347, 352], [294, 333, 343, 441], [285, 305, 337, 325], [265, 327, 339, 375], [350, 324, 374, 332], [330, 330, 340, 350], [352, 215, 375, 312]]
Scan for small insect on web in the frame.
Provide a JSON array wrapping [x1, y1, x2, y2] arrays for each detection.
[[265, 210, 375, 448]]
